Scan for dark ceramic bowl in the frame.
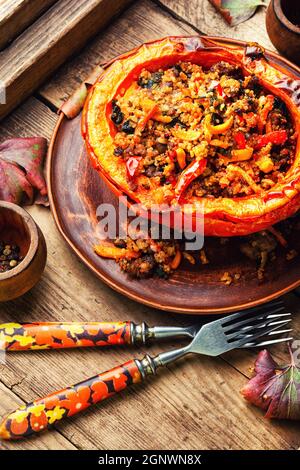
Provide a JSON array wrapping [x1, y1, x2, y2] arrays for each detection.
[[266, 0, 300, 64]]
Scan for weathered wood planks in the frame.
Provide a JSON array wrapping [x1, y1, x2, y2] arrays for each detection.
[[0, 0, 133, 120], [157, 0, 275, 50], [0, 0, 57, 50], [0, 0, 300, 451], [39, 0, 196, 108]]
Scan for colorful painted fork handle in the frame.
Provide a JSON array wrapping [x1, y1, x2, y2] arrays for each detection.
[[0, 359, 142, 440], [0, 322, 132, 350]]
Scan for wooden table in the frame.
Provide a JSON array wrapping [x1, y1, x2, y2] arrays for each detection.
[[1, 0, 300, 451]]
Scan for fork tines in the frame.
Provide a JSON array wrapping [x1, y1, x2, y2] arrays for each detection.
[[221, 300, 293, 349]]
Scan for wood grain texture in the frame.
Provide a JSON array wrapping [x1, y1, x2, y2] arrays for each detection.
[[156, 0, 275, 50], [39, 0, 196, 108], [0, 0, 133, 120], [0, 0, 57, 50], [0, 97, 58, 142], [0, 382, 76, 449], [1, 0, 300, 451], [0, 96, 298, 451]]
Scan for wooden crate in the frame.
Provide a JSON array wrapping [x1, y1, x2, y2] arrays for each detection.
[[0, 0, 133, 120], [0, 0, 58, 50]]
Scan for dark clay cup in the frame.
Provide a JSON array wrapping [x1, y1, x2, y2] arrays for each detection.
[[266, 0, 300, 65]]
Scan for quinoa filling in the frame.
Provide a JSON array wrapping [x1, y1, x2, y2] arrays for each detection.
[[111, 61, 296, 199]]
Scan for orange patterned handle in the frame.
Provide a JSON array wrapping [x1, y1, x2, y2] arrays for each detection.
[[0, 322, 131, 350], [0, 360, 142, 440]]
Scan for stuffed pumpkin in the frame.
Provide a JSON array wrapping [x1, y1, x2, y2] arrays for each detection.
[[82, 36, 300, 236]]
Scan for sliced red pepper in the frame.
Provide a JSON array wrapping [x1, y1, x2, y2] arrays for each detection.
[[126, 156, 142, 179], [234, 131, 246, 149], [255, 130, 288, 150], [175, 158, 207, 201], [215, 83, 224, 97], [236, 114, 245, 125]]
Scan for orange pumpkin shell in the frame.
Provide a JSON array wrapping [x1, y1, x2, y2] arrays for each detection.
[[82, 36, 300, 236]]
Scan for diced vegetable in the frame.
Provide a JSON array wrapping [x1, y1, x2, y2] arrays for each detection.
[[153, 112, 172, 123], [176, 148, 187, 169], [136, 98, 158, 131], [172, 128, 202, 141], [126, 156, 142, 179], [255, 130, 288, 149], [205, 114, 234, 135], [230, 148, 253, 161], [94, 245, 139, 259], [215, 83, 224, 97], [256, 155, 274, 173], [210, 139, 230, 149], [234, 131, 246, 149], [175, 158, 207, 200]]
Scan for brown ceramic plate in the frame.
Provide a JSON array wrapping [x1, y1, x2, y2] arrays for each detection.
[[47, 36, 300, 314]]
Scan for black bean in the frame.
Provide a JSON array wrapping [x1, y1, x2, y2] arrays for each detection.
[[114, 147, 124, 156], [138, 72, 162, 88], [274, 96, 288, 117], [121, 120, 135, 134], [168, 116, 187, 128], [211, 113, 223, 125], [156, 143, 167, 154], [111, 101, 124, 125], [151, 72, 163, 83], [114, 238, 127, 248], [144, 165, 157, 177], [155, 265, 169, 278], [246, 76, 262, 97]]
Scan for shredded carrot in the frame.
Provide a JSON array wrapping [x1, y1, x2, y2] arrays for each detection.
[[227, 165, 262, 193], [170, 250, 182, 269], [268, 226, 288, 247], [94, 244, 139, 260], [183, 251, 195, 265], [210, 139, 230, 149]]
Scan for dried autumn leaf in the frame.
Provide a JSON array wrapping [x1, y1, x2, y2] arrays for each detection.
[[60, 65, 103, 119], [0, 159, 33, 204], [241, 348, 300, 420], [209, 0, 267, 26], [0, 137, 48, 206]]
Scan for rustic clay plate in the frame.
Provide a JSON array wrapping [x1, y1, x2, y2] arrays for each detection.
[[47, 36, 300, 314]]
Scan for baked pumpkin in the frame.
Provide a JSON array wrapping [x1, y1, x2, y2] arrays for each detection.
[[82, 36, 300, 236]]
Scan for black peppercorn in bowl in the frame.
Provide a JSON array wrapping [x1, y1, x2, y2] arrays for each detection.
[[0, 201, 47, 302]]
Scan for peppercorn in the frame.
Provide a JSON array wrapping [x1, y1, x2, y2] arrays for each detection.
[[0, 242, 22, 273]]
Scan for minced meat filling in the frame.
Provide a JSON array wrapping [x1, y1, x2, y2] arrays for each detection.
[[111, 61, 296, 199]]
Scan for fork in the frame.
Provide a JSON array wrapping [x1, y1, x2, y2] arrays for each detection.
[[0, 302, 292, 440], [0, 300, 289, 350]]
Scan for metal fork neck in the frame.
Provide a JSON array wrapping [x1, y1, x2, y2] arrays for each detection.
[[135, 345, 190, 379], [131, 322, 194, 344]]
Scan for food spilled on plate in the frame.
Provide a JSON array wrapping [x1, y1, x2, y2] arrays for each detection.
[[82, 37, 300, 280]]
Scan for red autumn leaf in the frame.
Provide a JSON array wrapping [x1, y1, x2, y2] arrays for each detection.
[[0, 137, 48, 206], [0, 159, 33, 204], [209, 0, 266, 26], [241, 348, 300, 420]]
